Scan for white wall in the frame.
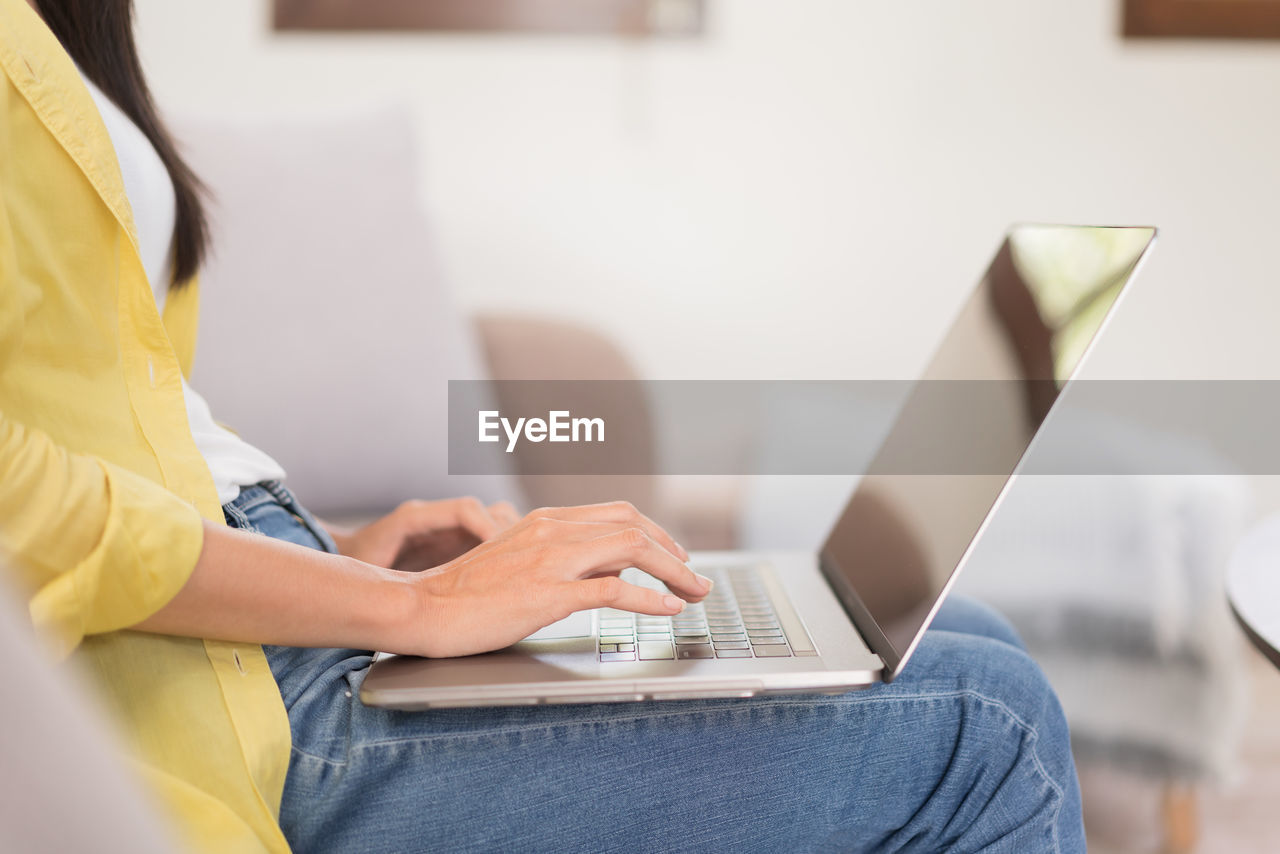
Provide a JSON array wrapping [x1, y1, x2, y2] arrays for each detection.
[[134, 0, 1280, 380], [133, 0, 1280, 503]]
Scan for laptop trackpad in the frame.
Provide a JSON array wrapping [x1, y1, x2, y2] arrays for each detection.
[[523, 611, 593, 641]]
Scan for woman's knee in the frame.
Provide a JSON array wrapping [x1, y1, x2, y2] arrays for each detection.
[[886, 632, 1084, 850], [908, 630, 1069, 750], [930, 595, 1026, 650]]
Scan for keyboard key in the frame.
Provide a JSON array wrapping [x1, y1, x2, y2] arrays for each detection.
[[599, 635, 633, 645], [710, 633, 747, 642], [749, 636, 788, 645], [674, 636, 711, 645], [712, 640, 750, 650], [599, 618, 632, 628], [600, 652, 636, 662], [673, 628, 709, 637], [715, 648, 754, 658], [638, 641, 675, 660], [617, 643, 636, 652], [598, 644, 618, 653], [751, 646, 792, 657], [677, 646, 715, 659], [746, 628, 782, 638], [637, 633, 672, 642]]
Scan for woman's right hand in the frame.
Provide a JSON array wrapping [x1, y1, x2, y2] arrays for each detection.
[[399, 502, 712, 658]]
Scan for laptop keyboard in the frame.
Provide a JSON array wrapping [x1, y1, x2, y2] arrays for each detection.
[[597, 565, 810, 662]]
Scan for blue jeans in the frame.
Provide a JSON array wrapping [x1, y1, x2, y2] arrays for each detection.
[[225, 483, 1084, 854]]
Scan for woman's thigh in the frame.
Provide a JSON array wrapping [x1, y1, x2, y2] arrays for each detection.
[[277, 626, 1078, 854]]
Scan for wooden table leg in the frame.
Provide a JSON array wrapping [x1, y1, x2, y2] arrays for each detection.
[[1161, 783, 1198, 854]]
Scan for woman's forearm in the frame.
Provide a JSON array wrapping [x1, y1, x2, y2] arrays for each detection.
[[133, 519, 419, 652], [134, 502, 710, 659]]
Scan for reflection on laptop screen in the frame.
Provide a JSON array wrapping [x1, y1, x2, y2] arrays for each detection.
[[819, 225, 1156, 679]]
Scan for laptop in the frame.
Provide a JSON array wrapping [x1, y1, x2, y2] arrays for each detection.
[[361, 224, 1158, 709]]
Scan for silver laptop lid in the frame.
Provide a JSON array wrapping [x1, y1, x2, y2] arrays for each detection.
[[818, 224, 1157, 681]]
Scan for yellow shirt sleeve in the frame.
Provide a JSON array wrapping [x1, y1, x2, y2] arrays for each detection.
[[0, 412, 205, 657]]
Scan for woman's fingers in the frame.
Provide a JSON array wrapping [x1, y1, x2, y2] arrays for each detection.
[[570, 575, 687, 616], [395, 497, 524, 543], [487, 500, 521, 530], [529, 501, 688, 561], [558, 526, 711, 601], [396, 497, 501, 541], [449, 497, 504, 540]]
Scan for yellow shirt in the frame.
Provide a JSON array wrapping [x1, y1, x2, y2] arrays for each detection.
[[0, 1, 292, 850]]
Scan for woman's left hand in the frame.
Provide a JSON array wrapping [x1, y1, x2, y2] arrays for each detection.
[[325, 498, 520, 570]]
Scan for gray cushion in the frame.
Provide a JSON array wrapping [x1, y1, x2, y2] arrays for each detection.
[[177, 106, 521, 515]]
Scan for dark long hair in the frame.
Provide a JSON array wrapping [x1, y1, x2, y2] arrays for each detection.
[[35, 0, 208, 289]]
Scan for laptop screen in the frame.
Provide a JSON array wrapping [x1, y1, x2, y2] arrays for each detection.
[[818, 225, 1157, 679]]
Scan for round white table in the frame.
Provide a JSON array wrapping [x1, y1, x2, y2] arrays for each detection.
[[1227, 515, 1280, 670]]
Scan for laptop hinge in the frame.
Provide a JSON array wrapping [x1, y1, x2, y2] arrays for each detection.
[[818, 550, 903, 679]]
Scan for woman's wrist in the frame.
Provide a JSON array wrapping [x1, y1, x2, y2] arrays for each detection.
[[341, 557, 426, 655]]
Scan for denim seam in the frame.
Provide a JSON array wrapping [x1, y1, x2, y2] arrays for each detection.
[[290, 743, 347, 766], [233, 494, 275, 514], [221, 500, 261, 535]]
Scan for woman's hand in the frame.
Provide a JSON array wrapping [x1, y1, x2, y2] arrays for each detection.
[[327, 498, 521, 570], [401, 501, 709, 658]]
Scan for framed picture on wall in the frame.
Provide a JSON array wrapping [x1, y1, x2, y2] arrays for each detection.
[[1124, 0, 1280, 38], [273, 0, 706, 37]]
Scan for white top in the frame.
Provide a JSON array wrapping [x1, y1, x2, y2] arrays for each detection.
[[80, 73, 285, 505]]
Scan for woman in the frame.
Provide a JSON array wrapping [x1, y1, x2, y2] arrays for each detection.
[[0, 0, 1084, 850]]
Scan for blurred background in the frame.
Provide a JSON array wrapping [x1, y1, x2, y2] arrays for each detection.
[[127, 1, 1280, 851]]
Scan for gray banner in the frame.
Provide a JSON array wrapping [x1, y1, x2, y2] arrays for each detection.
[[448, 380, 1280, 475]]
